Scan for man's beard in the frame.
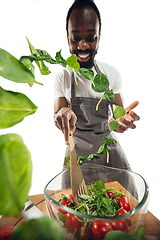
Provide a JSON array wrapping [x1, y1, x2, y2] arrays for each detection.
[[70, 49, 98, 69]]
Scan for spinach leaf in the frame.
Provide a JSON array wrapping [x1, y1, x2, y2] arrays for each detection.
[[87, 154, 100, 161], [66, 54, 80, 85], [109, 120, 120, 132], [0, 133, 32, 216], [113, 104, 126, 118], [77, 156, 86, 165], [104, 226, 146, 240], [54, 49, 67, 67], [26, 37, 51, 75], [92, 73, 109, 93], [66, 154, 70, 169], [104, 89, 115, 102], [97, 142, 108, 154], [0, 87, 37, 129], [12, 216, 66, 240], [20, 57, 35, 76], [80, 68, 94, 81], [103, 137, 115, 144], [0, 48, 42, 86]]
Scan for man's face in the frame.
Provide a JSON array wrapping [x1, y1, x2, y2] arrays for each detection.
[[67, 7, 101, 69]]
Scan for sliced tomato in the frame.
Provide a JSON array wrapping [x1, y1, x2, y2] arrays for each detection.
[[65, 213, 81, 233], [0, 226, 14, 240], [58, 200, 68, 214], [111, 220, 129, 233], [92, 221, 113, 240]]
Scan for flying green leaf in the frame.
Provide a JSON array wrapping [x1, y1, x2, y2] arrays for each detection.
[[66, 54, 80, 85], [80, 68, 94, 81], [97, 142, 108, 154], [77, 156, 86, 165], [87, 154, 100, 161], [109, 120, 120, 131], [12, 216, 66, 240], [55, 49, 67, 67], [0, 48, 42, 86], [104, 89, 115, 102], [0, 133, 32, 216], [66, 154, 70, 169], [103, 137, 115, 144], [113, 104, 126, 119], [92, 73, 109, 93], [26, 37, 51, 75], [0, 87, 37, 129]]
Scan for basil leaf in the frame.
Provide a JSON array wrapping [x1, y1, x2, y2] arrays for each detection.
[[109, 120, 120, 132], [87, 154, 100, 161], [0, 87, 37, 129], [26, 37, 51, 75], [104, 225, 146, 240], [0, 48, 42, 86], [97, 142, 108, 154], [113, 104, 126, 118], [103, 137, 115, 144], [0, 133, 32, 216], [12, 216, 66, 240], [77, 156, 86, 165], [92, 73, 109, 93], [104, 89, 115, 102], [80, 68, 94, 81]]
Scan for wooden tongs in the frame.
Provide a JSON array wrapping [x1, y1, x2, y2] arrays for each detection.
[[69, 135, 88, 204]]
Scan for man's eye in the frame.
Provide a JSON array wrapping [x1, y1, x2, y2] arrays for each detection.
[[87, 35, 97, 42], [72, 36, 80, 42]]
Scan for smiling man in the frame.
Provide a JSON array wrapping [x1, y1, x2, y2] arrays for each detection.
[[54, 0, 140, 172]]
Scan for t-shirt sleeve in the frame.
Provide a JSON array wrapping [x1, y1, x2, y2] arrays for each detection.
[[53, 71, 64, 100], [111, 67, 123, 94]]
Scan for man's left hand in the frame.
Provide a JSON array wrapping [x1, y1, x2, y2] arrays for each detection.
[[108, 101, 140, 133]]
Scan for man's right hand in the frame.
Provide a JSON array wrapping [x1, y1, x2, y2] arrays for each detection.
[[54, 107, 77, 145]]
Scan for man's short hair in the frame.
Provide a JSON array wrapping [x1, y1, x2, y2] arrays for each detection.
[[66, 0, 101, 34]]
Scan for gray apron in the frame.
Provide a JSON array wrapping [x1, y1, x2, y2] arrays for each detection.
[[62, 62, 137, 196], [64, 62, 131, 170]]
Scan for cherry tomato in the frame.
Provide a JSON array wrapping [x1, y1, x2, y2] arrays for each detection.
[[119, 196, 131, 212], [107, 191, 116, 200], [0, 226, 14, 240], [79, 223, 91, 240], [67, 194, 74, 204], [65, 213, 81, 233], [117, 208, 128, 216], [92, 221, 113, 240], [58, 200, 68, 214], [111, 220, 129, 233]]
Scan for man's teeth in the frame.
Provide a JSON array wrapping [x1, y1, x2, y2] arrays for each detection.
[[78, 53, 89, 59]]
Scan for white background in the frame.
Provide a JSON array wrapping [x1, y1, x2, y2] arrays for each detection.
[[0, 0, 160, 220]]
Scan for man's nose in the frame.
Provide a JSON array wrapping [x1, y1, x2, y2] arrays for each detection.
[[77, 39, 90, 51]]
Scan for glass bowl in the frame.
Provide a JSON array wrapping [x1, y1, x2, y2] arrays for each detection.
[[44, 164, 149, 240]]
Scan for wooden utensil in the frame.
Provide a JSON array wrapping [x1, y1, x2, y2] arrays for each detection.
[[69, 135, 88, 203]]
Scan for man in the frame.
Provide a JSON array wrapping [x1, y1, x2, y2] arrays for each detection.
[[54, 0, 140, 171]]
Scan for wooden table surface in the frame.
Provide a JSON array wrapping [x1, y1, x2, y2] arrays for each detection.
[[0, 194, 160, 238]]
